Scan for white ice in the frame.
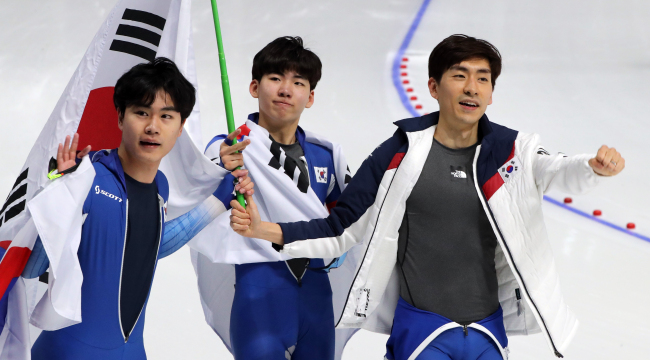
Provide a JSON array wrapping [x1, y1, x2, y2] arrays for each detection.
[[1, 0, 649, 359]]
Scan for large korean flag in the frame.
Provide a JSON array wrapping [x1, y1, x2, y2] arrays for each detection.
[[0, 0, 222, 358]]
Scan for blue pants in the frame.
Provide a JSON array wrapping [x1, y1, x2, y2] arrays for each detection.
[[230, 261, 335, 360], [416, 327, 502, 360], [32, 329, 146, 360], [387, 298, 506, 360]]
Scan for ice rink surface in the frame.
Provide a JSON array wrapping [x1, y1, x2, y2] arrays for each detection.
[[1, 0, 649, 358]]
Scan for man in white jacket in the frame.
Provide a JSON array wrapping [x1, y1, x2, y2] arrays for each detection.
[[229, 35, 624, 360]]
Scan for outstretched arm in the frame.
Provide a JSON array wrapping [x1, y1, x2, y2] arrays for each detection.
[[534, 143, 624, 194], [158, 129, 254, 258]]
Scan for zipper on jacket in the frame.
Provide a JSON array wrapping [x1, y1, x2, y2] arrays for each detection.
[[285, 259, 310, 287], [118, 196, 165, 343], [118, 200, 129, 343], [463, 324, 468, 336], [472, 145, 564, 358]]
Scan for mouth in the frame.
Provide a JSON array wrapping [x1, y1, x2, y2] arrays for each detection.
[[459, 100, 479, 110], [273, 100, 292, 107], [139, 140, 161, 149]]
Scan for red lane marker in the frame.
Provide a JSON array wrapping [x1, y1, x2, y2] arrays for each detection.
[[593, 210, 602, 216], [415, 104, 423, 110], [410, 96, 417, 101], [406, 88, 414, 92], [402, 57, 409, 62], [401, 72, 407, 76], [402, 80, 410, 84], [563, 197, 572, 204], [400, 65, 407, 69], [627, 223, 636, 230]]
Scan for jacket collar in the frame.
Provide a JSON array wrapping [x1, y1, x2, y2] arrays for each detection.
[[92, 149, 164, 195], [247, 112, 307, 149], [393, 111, 493, 143]]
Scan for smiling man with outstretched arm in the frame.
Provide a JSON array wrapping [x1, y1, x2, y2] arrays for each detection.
[[230, 35, 624, 360]]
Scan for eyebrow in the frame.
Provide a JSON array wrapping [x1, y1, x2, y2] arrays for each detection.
[[449, 65, 491, 73], [161, 106, 177, 112]]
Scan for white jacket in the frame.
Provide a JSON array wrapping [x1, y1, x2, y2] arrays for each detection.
[[276, 113, 601, 357]]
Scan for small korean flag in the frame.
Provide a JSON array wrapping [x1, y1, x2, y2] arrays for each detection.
[[498, 156, 522, 183], [314, 167, 328, 183]]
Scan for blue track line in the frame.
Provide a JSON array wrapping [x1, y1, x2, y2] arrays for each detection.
[[391, 0, 432, 117], [543, 196, 650, 243], [392, 0, 648, 243]]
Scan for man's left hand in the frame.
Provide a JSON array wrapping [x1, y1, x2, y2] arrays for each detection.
[[588, 145, 625, 176]]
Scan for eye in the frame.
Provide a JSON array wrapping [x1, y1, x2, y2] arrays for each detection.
[[270, 76, 280, 81], [479, 77, 489, 82], [135, 110, 148, 116], [453, 74, 465, 79], [295, 81, 305, 86]]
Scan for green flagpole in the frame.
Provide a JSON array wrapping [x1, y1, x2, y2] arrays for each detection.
[[210, 0, 246, 207]]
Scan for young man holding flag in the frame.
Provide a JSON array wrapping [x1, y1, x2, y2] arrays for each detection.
[[230, 35, 625, 360], [21, 58, 253, 360], [189, 36, 356, 360]]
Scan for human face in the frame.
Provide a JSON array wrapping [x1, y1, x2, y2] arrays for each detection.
[[250, 70, 314, 128], [118, 90, 184, 166], [429, 58, 493, 127]]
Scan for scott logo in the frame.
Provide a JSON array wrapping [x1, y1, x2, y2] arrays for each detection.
[[95, 185, 123, 202]]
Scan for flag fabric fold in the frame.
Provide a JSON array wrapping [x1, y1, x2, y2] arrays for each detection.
[[189, 119, 363, 360]]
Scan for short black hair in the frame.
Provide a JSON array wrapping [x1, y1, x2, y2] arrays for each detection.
[[252, 36, 322, 91], [113, 57, 196, 123], [428, 34, 502, 88]]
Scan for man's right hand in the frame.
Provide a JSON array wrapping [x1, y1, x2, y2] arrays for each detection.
[[230, 194, 285, 245], [57, 133, 91, 173], [220, 129, 251, 171]]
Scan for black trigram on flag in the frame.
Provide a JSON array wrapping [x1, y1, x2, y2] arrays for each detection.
[[0, 168, 28, 228], [268, 137, 310, 193], [109, 9, 166, 62]]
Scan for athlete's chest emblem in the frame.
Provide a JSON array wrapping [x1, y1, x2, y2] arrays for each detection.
[[314, 167, 328, 183], [95, 185, 123, 202], [499, 156, 522, 182]]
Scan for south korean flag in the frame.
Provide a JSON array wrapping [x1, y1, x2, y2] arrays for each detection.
[[498, 156, 522, 183]]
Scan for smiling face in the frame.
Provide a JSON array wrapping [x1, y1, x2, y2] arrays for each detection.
[[250, 70, 314, 130], [117, 90, 184, 168], [429, 58, 493, 127]]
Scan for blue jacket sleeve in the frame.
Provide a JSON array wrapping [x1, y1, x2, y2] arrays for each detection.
[[22, 236, 49, 279], [279, 130, 408, 244], [158, 174, 236, 259]]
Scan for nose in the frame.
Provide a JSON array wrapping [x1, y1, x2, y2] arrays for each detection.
[[145, 116, 161, 135], [278, 80, 292, 98], [463, 77, 478, 96]]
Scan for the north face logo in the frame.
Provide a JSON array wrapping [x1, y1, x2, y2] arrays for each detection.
[[450, 165, 468, 182], [451, 170, 467, 178]]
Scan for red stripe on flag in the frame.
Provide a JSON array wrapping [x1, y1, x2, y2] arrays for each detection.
[[326, 201, 337, 213], [0, 241, 10, 250], [387, 153, 406, 170], [76, 87, 122, 151], [0, 246, 32, 299]]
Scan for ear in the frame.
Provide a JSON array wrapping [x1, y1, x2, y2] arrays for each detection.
[[488, 92, 493, 106], [305, 90, 315, 109], [177, 119, 185, 138], [428, 78, 439, 100], [117, 113, 124, 131], [249, 79, 260, 98]]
